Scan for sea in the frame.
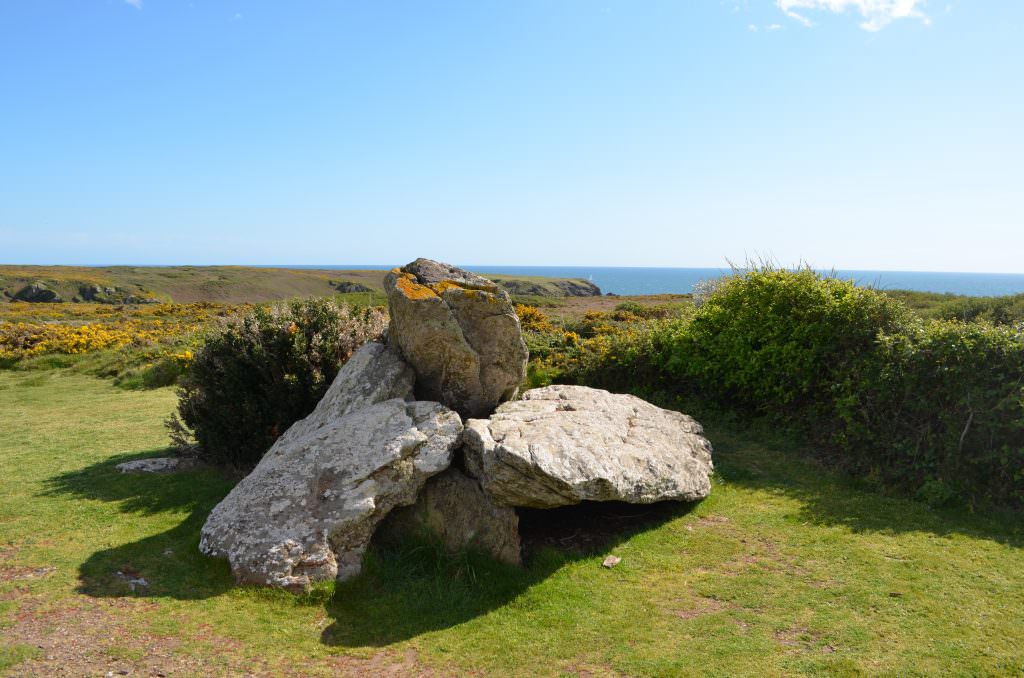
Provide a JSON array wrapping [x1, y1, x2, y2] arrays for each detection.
[[289, 265, 1024, 298]]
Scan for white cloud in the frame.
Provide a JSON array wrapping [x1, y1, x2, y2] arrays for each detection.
[[124, 0, 142, 8], [766, 23, 783, 30], [777, 0, 929, 31]]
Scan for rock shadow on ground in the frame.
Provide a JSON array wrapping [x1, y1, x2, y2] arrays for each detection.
[[320, 500, 693, 648], [42, 449, 238, 600], [42, 448, 693, 625]]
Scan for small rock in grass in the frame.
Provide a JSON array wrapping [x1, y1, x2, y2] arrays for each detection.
[[115, 570, 149, 592], [602, 555, 622, 568], [116, 457, 197, 474]]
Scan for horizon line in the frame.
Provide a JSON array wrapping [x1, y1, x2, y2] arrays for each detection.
[[3, 263, 1024, 277]]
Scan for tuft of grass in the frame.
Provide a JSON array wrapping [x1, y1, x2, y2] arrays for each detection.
[[0, 644, 43, 672]]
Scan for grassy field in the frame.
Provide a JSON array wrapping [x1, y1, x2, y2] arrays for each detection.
[[2, 371, 1022, 676]]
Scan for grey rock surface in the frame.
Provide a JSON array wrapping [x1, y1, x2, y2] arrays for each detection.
[[200, 398, 462, 591], [384, 258, 528, 418], [116, 457, 198, 474], [463, 385, 713, 508], [272, 341, 415, 449], [380, 467, 521, 565]]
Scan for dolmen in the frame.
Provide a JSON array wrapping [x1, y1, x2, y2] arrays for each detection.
[[200, 258, 714, 591]]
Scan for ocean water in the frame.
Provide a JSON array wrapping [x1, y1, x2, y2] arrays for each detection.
[[290, 265, 1024, 298]]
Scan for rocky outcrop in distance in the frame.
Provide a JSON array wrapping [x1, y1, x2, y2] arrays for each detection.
[[13, 282, 61, 303], [494, 278, 602, 297]]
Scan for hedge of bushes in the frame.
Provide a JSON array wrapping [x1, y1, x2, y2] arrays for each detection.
[[564, 269, 1024, 509], [168, 298, 386, 468]]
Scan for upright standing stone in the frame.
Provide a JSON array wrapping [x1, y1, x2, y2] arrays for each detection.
[[384, 258, 529, 418]]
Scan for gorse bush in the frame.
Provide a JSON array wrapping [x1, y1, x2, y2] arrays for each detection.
[[169, 298, 387, 468], [514, 304, 556, 333]]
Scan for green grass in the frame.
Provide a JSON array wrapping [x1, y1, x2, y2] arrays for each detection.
[[0, 644, 42, 672], [1, 371, 1023, 675]]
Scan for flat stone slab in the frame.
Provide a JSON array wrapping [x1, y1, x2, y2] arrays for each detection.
[[116, 457, 198, 474], [463, 385, 713, 508]]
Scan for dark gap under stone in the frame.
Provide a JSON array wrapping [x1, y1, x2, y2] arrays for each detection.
[[516, 500, 693, 559]]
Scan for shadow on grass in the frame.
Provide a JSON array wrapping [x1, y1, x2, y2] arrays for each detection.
[[321, 500, 694, 648], [42, 448, 228, 515], [706, 425, 1024, 549], [46, 415, 1020, 648], [44, 449, 691, 629], [42, 449, 237, 600]]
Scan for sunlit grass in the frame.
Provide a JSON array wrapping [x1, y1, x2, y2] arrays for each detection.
[[1, 371, 1022, 675]]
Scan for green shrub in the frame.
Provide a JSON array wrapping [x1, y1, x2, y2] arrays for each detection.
[[839, 320, 1024, 507], [562, 268, 1024, 509], [933, 294, 1024, 326], [168, 298, 387, 468], [664, 267, 909, 424]]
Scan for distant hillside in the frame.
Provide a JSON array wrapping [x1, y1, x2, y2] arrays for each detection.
[[0, 266, 601, 305]]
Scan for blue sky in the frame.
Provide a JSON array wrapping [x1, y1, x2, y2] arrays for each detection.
[[1, 1, 1021, 271]]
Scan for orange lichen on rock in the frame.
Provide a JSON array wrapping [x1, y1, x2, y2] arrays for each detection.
[[394, 273, 439, 301], [430, 280, 465, 295]]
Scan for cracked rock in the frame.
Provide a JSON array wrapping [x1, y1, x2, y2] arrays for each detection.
[[384, 258, 528, 418], [463, 385, 713, 508]]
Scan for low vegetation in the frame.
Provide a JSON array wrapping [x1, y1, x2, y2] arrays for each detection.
[[0, 265, 597, 308], [0, 301, 243, 388], [887, 289, 1024, 326]]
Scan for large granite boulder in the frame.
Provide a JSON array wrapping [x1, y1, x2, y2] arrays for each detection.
[[199, 342, 462, 591], [463, 385, 713, 509], [379, 467, 521, 565], [200, 399, 462, 591], [384, 258, 529, 419]]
